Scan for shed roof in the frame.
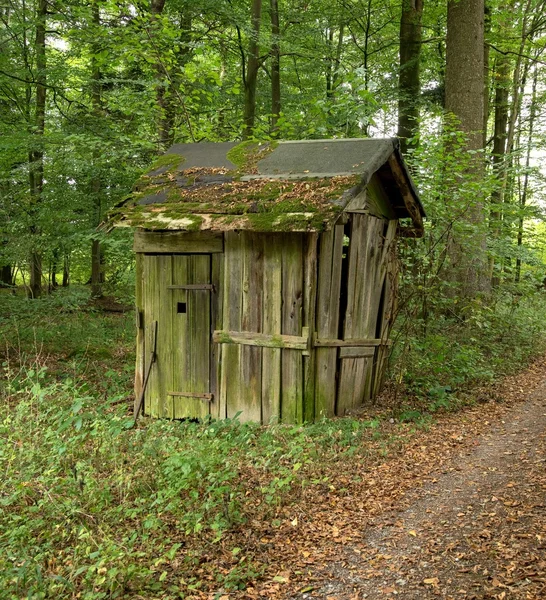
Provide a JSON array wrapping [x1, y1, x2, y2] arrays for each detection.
[[110, 138, 425, 234]]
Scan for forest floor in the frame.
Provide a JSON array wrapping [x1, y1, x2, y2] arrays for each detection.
[[224, 359, 546, 600], [2, 290, 546, 600]]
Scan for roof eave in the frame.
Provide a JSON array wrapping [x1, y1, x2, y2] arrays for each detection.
[[387, 148, 426, 236]]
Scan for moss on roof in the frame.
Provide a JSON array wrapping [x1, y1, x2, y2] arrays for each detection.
[[112, 166, 360, 232], [108, 138, 425, 233]]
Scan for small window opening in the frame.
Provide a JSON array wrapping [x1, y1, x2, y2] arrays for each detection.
[[177, 302, 187, 314], [338, 221, 352, 339], [375, 279, 387, 339]]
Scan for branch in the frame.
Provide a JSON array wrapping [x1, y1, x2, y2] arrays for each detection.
[[0, 69, 89, 110], [488, 43, 546, 66]]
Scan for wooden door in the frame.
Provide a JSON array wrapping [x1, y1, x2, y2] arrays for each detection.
[[142, 254, 212, 419]]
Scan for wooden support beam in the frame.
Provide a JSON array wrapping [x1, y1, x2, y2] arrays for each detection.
[[167, 391, 213, 401], [314, 337, 392, 347], [167, 284, 214, 290], [339, 346, 375, 359], [134, 230, 224, 253], [213, 330, 308, 350]]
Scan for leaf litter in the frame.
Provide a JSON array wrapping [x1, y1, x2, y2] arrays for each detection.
[[183, 355, 546, 599]]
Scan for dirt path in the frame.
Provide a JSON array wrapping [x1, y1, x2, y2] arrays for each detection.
[[231, 360, 546, 600], [302, 381, 546, 600]]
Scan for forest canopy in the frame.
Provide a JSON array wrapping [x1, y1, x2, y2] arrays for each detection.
[[1, 0, 545, 298]]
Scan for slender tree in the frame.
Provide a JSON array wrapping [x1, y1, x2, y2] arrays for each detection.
[[243, 0, 262, 139], [489, 54, 510, 286], [90, 0, 104, 298], [270, 0, 281, 134], [515, 64, 538, 283], [397, 0, 423, 154], [27, 0, 47, 298]]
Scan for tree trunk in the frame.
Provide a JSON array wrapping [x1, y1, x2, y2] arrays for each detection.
[[63, 254, 70, 287], [28, 0, 47, 299], [489, 55, 510, 287], [90, 0, 104, 299], [156, 11, 193, 148], [445, 0, 488, 296], [270, 0, 281, 135], [243, 0, 262, 140], [325, 24, 344, 101], [482, 1, 491, 148], [505, 0, 533, 159], [515, 65, 538, 283], [0, 265, 12, 287], [150, 0, 169, 148], [51, 250, 59, 289], [397, 0, 423, 155], [91, 239, 103, 297]]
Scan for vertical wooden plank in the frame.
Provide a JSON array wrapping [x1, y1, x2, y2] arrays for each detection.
[[262, 235, 282, 424], [188, 254, 211, 419], [241, 232, 263, 422], [302, 233, 318, 423], [314, 223, 345, 418], [156, 254, 173, 418], [171, 255, 211, 419], [211, 251, 224, 419], [337, 215, 365, 415], [371, 220, 399, 398], [281, 233, 304, 423], [221, 232, 244, 420], [171, 255, 188, 419], [143, 255, 160, 417], [134, 253, 145, 416]]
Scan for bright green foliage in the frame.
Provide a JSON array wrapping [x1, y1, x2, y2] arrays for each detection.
[[388, 119, 546, 416], [1, 0, 546, 292]]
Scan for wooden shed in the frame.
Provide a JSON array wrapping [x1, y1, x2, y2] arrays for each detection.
[[112, 138, 425, 423]]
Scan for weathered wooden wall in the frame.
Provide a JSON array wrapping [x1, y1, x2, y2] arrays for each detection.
[[314, 212, 398, 417], [216, 231, 311, 423], [314, 222, 345, 418], [337, 214, 397, 413], [135, 206, 399, 423]]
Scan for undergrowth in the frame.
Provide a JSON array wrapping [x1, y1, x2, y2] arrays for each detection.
[[2, 286, 546, 597], [0, 365, 387, 598], [0, 289, 387, 597], [389, 289, 546, 421]]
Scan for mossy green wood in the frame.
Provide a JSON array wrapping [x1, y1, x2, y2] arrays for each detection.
[[157, 255, 173, 417], [240, 232, 264, 422], [211, 253, 224, 419], [133, 231, 223, 253], [142, 255, 168, 417], [142, 255, 157, 416], [134, 253, 145, 415], [281, 234, 304, 423], [314, 223, 345, 418], [184, 255, 211, 419], [171, 256, 188, 419], [261, 235, 282, 424], [221, 232, 244, 419], [302, 233, 318, 422], [141, 254, 212, 419]]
